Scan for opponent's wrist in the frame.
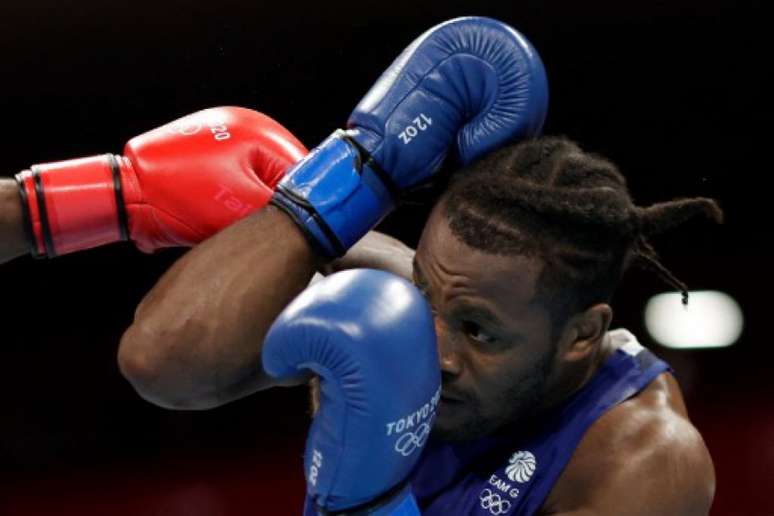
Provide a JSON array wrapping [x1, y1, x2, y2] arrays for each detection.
[[0, 178, 31, 261], [15, 154, 130, 258]]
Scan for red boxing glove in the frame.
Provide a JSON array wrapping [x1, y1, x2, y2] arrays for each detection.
[[15, 107, 307, 256]]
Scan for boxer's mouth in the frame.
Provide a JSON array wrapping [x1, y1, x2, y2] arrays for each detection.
[[440, 391, 465, 403]]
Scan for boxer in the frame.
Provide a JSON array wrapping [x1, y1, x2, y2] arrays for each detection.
[[125, 18, 716, 514], [0, 15, 719, 515]]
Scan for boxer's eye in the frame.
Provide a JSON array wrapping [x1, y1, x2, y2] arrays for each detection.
[[462, 321, 498, 345]]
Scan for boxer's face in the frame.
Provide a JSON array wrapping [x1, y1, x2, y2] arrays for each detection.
[[414, 204, 562, 442]]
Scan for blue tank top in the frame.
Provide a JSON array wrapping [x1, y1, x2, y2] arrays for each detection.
[[408, 329, 670, 516]]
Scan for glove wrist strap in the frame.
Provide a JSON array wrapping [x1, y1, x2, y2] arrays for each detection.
[[271, 131, 396, 258]]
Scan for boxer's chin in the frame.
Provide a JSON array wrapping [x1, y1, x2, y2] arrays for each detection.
[[431, 398, 489, 442]]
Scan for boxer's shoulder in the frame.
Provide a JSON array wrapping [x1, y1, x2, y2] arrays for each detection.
[[541, 372, 715, 515]]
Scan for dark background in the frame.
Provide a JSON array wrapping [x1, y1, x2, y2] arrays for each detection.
[[0, 1, 769, 515]]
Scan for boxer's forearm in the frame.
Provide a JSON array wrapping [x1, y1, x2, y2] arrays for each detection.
[[323, 231, 415, 280], [118, 206, 320, 410], [0, 179, 29, 264]]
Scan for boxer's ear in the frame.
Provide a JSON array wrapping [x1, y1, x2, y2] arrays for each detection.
[[559, 304, 612, 363]]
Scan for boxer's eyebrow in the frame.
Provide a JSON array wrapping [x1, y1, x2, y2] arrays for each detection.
[[459, 305, 502, 326]]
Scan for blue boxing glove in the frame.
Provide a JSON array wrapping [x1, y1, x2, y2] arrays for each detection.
[[262, 270, 441, 514], [272, 16, 548, 257]]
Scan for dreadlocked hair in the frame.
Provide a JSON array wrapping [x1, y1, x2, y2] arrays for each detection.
[[443, 136, 724, 332]]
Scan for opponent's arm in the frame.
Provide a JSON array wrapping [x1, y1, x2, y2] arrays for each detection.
[[0, 179, 28, 264]]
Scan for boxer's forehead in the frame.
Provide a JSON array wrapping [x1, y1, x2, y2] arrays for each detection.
[[416, 205, 546, 318]]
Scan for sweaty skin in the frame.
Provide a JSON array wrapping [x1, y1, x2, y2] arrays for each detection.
[[540, 374, 715, 515], [413, 201, 715, 515], [0, 179, 29, 263]]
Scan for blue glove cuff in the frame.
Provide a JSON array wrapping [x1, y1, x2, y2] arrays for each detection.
[[306, 483, 421, 516], [371, 485, 421, 516], [271, 131, 397, 258]]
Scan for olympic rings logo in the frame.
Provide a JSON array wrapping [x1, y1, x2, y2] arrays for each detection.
[[393, 422, 430, 456], [168, 121, 202, 136], [479, 489, 512, 515]]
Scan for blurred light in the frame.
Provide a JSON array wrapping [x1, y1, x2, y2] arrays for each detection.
[[644, 290, 743, 349]]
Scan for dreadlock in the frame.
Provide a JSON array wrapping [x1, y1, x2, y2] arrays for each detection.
[[443, 136, 723, 332]]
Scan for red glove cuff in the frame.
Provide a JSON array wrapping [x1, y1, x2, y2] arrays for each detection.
[[15, 154, 130, 258]]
